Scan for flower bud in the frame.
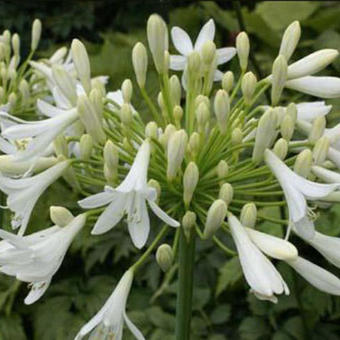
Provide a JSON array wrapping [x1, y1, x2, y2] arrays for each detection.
[[89, 88, 103, 120], [71, 39, 91, 94], [252, 109, 278, 163], [11, 33, 20, 56], [183, 162, 199, 206], [313, 136, 330, 165], [19, 79, 29, 103], [167, 129, 188, 180], [280, 114, 295, 141], [121, 79, 133, 103], [54, 135, 68, 157], [231, 128, 243, 146], [196, 102, 210, 128], [8, 92, 17, 107], [79, 134, 93, 160], [203, 199, 227, 239], [104, 140, 119, 184], [145, 121, 158, 139], [147, 14, 168, 74], [217, 160, 228, 183], [236, 32, 250, 71], [148, 179, 161, 203], [3, 30, 10, 45], [240, 203, 257, 228], [187, 51, 201, 75], [286, 102, 297, 124], [241, 72, 257, 105], [219, 183, 233, 205], [195, 95, 210, 108], [170, 75, 181, 106], [222, 71, 234, 92], [132, 42, 148, 88], [294, 149, 313, 177], [188, 132, 200, 156], [174, 105, 183, 124], [279, 21, 301, 61], [273, 138, 288, 160], [120, 103, 133, 125], [201, 41, 216, 65], [31, 19, 42, 51], [52, 64, 77, 105], [308, 116, 326, 142], [163, 50, 170, 74], [271, 55, 288, 106], [159, 124, 176, 149], [156, 244, 173, 272], [182, 211, 196, 240], [78, 94, 106, 144], [50, 206, 74, 227], [214, 89, 230, 134]]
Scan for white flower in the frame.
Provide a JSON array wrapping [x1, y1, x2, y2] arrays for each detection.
[[169, 19, 236, 81], [0, 160, 70, 234], [106, 90, 136, 114], [295, 101, 332, 122], [286, 256, 340, 295], [264, 149, 339, 239], [75, 269, 144, 340], [79, 140, 179, 248], [228, 215, 289, 303], [0, 108, 78, 161], [0, 213, 86, 304]]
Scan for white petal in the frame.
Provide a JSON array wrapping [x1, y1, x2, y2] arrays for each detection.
[[124, 312, 145, 340], [216, 47, 236, 65], [24, 279, 51, 304], [294, 216, 315, 240], [37, 99, 65, 118], [78, 190, 116, 209], [285, 76, 340, 98], [297, 101, 332, 122], [328, 147, 340, 169], [148, 200, 180, 227], [213, 69, 224, 82], [171, 27, 193, 56], [287, 256, 340, 295], [312, 165, 340, 183], [194, 19, 215, 51], [169, 55, 186, 71]]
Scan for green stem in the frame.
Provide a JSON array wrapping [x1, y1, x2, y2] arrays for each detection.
[[175, 228, 196, 340]]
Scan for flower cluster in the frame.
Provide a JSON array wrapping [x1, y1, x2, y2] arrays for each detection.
[[1, 14, 340, 339]]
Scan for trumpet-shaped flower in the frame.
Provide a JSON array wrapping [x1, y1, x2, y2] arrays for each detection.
[[228, 215, 289, 303], [0, 213, 86, 304], [169, 19, 236, 81], [79, 140, 179, 248], [0, 160, 70, 234], [264, 149, 340, 239], [75, 269, 144, 340], [286, 256, 340, 295], [296, 101, 332, 122]]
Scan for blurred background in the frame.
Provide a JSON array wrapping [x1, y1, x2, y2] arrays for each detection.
[[1, 1, 340, 339]]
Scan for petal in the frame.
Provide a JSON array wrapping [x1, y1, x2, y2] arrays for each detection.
[[296, 101, 332, 122], [78, 190, 116, 209], [37, 99, 65, 118], [216, 47, 236, 65], [328, 147, 340, 169], [169, 55, 186, 71], [294, 216, 315, 240], [148, 200, 180, 227], [171, 27, 193, 56], [285, 76, 340, 98], [24, 279, 51, 305], [312, 165, 340, 183], [213, 69, 224, 82], [124, 312, 145, 340], [287, 256, 340, 295], [194, 19, 215, 51]]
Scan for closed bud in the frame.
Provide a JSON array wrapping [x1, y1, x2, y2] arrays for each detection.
[[219, 183, 233, 205], [147, 14, 168, 74], [78, 94, 106, 144], [52, 64, 77, 105], [54, 135, 68, 157], [19, 79, 29, 102], [31, 19, 42, 51], [195, 95, 210, 108], [8, 92, 17, 107], [89, 88, 103, 120], [132, 42, 148, 88], [71, 39, 91, 93], [11, 33, 20, 56], [222, 71, 234, 92], [203, 199, 227, 239], [170, 75, 181, 105], [309, 116, 326, 142], [240, 203, 257, 228], [188, 132, 200, 155], [231, 128, 243, 146], [214, 89, 230, 134], [79, 134, 93, 160], [174, 105, 183, 124], [167, 129, 188, 180], [121, 79, 133, 103], [279, 21, 301, 61], [187, 51, 201, 75], [157, 91, 164, 111], [273, 138, 288, 160], [50, 206, 74, 227], [182, 211, 196, 240], [156, 244, 173, 272], [271, 55, 288, 106], [91, 79, 106, 97], [120, 103, 133, 125], [148, 179, 161, 203], [196, 102, 210, 127], [280, 114, 295, 141], [159, 124, 176, 148], [183, 162, 199, 206], [241, 72, 257, 105], [201, 41, 216, 65], [294, 149, 313, 177], [313, 136, 330, 165], [3, 30, 10, 45], [236, 32, 250, 71], [217, 160, 229, 182], [145, 121, 158, 139], [163, 50, 170, 74], [252, 109, 278, 163], [286, 103, 297, 123], [104, 140, 119, 184]]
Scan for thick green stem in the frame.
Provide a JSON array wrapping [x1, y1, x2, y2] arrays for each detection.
[[175, 228, 196, 340]]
